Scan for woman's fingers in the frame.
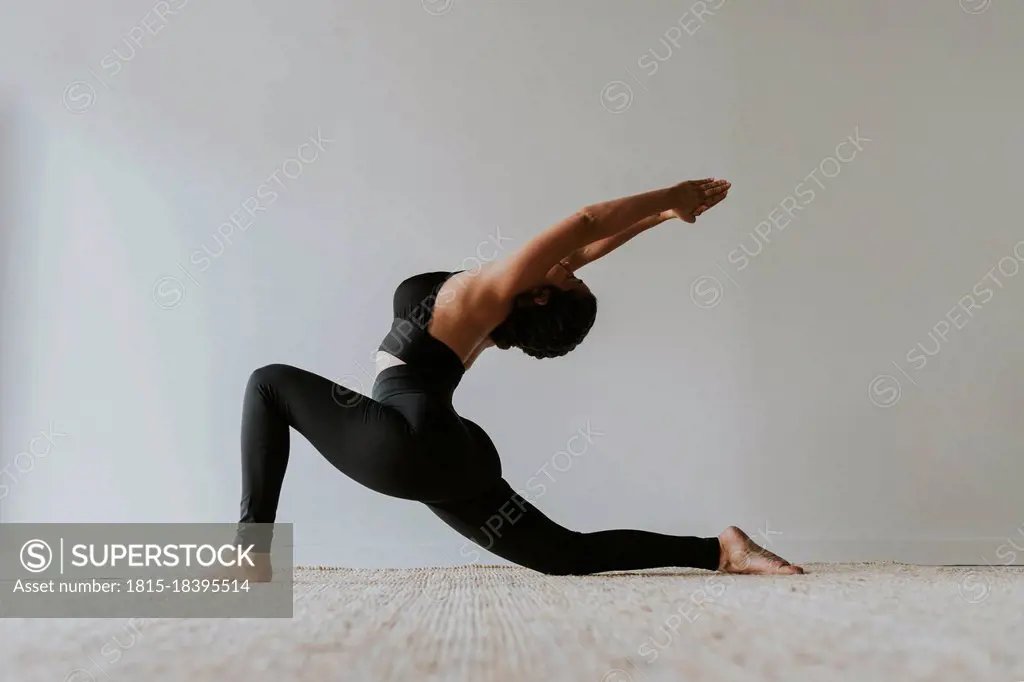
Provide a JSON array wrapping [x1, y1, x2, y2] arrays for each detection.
[[707, 192, 728, 207], [693, 191, 729, 218], [701, 179, 731, 196]]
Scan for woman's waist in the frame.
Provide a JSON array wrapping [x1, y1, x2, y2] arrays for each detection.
[[377, 321, 468, 379], [371, 352, 460, 402]]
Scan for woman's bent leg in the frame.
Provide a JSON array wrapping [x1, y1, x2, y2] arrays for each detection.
[[236, 363, 417, 553]]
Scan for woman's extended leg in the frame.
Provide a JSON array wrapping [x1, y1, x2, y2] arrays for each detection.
[[428, 479, 803, 575]]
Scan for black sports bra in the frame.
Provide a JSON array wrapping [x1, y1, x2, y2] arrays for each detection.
[[377, 271, 466, 376]]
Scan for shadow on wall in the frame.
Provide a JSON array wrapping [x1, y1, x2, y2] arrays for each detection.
[[0, 98, 12, 521], [0, 95, 41, 523]]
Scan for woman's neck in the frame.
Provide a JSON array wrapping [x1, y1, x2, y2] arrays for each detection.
[[464, 338, 496, 369]]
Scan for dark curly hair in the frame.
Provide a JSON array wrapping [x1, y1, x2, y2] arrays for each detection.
[[489, 285, 598, 359]]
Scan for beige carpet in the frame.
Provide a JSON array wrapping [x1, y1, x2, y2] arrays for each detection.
[[4, 562, 1023, 682]]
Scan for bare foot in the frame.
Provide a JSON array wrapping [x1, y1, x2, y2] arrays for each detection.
[[717, 526, 805, 575], [203, 552, 274, 583], [668, 178, 732, 223]]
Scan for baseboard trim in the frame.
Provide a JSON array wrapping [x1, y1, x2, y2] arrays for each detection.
[[762, 537, 1024, 566]]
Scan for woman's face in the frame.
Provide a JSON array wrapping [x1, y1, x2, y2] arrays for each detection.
[[545, 262, 590, 294]]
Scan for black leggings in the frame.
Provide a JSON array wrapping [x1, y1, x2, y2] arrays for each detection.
[[236, 363, 720, 575]]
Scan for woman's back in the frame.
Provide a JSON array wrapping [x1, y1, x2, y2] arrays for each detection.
[[376, 270, 468, 380]]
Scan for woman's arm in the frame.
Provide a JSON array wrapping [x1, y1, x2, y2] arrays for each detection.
[[562, 187, 732, 272], [470, 179, 730, 304], [475, 185, 681, 303], [562, 211, 673, 271]]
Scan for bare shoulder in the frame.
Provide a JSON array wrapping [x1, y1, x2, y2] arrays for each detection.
[[437, 265, 510, 325], [429, 265, 511, 347]]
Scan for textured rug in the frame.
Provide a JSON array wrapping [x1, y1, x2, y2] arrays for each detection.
[[4, 562, 1023, 682]]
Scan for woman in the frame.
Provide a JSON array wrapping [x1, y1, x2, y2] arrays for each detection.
[[235, 177, 804, 580]]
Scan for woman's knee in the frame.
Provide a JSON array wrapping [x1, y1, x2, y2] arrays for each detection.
[[532, 563, 579, 576], [521, 533, 594, 576], [247, 363, 295, 390], [529, 557, 593, 576]]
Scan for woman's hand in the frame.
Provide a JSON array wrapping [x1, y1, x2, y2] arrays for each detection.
[[662, 208, 697, 224], [665, 178, 732, 223]]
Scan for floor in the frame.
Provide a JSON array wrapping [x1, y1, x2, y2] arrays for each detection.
[[5, 562, 1023, 682]]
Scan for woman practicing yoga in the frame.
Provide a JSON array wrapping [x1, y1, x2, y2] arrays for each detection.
[[234, 177, 804, 580]]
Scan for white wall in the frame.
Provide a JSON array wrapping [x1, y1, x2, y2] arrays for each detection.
[[1, 0, 1021, 566]]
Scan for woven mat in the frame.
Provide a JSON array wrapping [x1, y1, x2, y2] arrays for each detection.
[[4, 562, 1023, 682]]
